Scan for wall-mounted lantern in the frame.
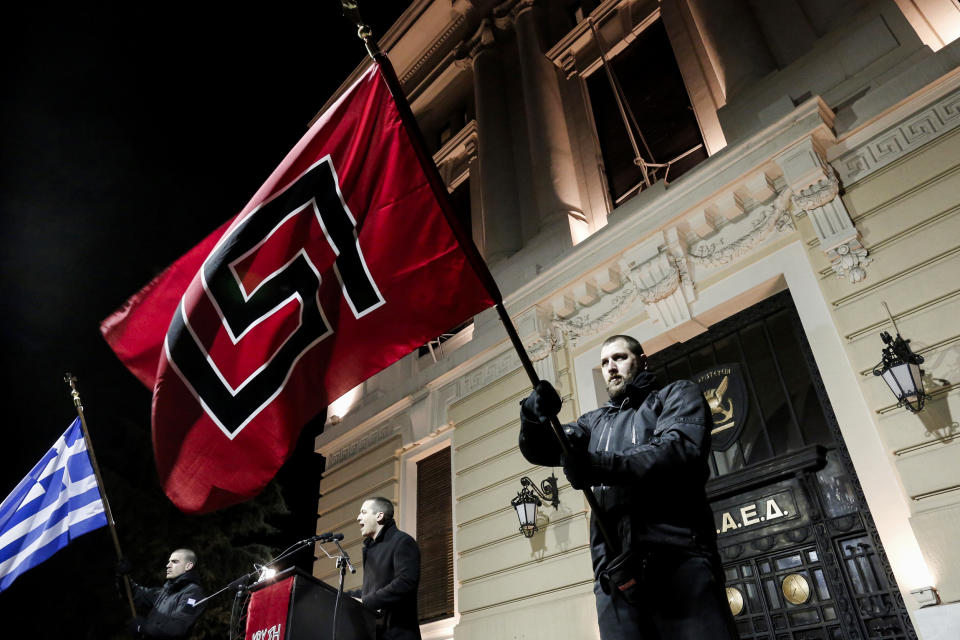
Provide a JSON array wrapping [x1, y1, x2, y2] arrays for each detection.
[[511, 474, 560, 538], [873, 303, 928, 413]]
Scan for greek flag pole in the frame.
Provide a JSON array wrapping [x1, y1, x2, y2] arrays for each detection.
[[63, 373, 137, 617]]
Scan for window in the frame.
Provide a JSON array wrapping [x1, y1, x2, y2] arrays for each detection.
[[416, 448, 454, 623], [417, 318, 473, 360], [586, 18, 707, 205]]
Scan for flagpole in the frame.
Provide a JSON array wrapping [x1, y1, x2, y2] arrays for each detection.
[[340, 2, 619, 554], [63, 374, 138, 617]]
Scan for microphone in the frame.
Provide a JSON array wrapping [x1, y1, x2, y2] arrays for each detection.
[[313, 532, 344, 542]]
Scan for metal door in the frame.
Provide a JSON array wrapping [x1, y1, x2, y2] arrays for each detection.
[[646, 291, 915, 639]]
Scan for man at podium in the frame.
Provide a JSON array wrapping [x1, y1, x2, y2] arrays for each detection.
[[353, 497, 422, 640]]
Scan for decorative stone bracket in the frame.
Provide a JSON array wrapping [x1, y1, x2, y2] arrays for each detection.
[[624, 229, 696, 329], [515, 303, 562, 363], [774, 137, 871, 283]]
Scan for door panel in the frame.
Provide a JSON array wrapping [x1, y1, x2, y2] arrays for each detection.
[[646, 291, 915, 639]]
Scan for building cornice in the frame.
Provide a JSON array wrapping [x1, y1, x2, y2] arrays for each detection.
[[829, 67, 960, 185]]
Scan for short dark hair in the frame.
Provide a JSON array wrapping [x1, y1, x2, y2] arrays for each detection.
[[173, 548, 197, 566], [602, 335, 644, 359], [366, 496, 395, 521]]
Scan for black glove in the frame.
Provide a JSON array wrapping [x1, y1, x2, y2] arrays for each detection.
[[561, 449, 598, 490], [128, 616, 145, 637], [116, 557, 133, 576], [521, 381, 562, 423]]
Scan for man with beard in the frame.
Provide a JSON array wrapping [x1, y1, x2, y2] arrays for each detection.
[[519, 335, 738, 639], [126, 548, 204, 639]]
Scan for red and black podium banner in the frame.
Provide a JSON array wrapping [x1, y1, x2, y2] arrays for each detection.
[[245, 577, 293, 640], [244, 569, 375, 640]]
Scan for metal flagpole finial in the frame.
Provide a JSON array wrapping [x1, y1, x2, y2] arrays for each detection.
[[341, 0, 381, 58], [64, 372, 83, 411]]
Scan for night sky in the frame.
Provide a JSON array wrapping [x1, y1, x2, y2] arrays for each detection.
[[1, 2, 409, 634]]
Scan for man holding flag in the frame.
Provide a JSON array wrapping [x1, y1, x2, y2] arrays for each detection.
[[125, 548, 205, 639]]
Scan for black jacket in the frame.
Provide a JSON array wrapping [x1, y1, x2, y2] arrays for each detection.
[[360, 521, 422, 640], [519, 372, 717, 577], [131, 570, 205, 639]]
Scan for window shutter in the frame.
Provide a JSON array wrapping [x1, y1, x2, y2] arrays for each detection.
[[416, 448, 454, 622]]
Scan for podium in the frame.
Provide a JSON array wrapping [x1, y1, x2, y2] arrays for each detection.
[[245, 568, 376, 640]]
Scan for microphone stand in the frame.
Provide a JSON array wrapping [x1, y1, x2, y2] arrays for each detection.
[[192, 570, 258, 610], [316, 537, 355, 640], [192, 536, 323, 639]]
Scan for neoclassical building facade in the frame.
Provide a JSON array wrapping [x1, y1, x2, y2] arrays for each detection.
[[312, 1, 960, 638]]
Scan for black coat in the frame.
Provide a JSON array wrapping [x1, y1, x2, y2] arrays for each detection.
[[131, 570, 204, 639], [519, 371, 718, 577], [360, 521, 422, 640]]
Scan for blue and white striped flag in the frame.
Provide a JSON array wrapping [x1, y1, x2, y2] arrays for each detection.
[[0, 417, 107, 591]]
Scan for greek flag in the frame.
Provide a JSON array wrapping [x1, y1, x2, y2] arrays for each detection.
[[0, 418, 107, 591]]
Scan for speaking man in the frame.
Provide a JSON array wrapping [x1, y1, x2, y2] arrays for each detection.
[[355, 496, 422, 640], [519, 335, 738, 639], [127, 548, 204, 639]]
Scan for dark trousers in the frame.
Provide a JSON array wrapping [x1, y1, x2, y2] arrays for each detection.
[[595, 551, 739, 639]]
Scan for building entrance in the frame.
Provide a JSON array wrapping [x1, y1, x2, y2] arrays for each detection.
[[645, 291, 915, 639]]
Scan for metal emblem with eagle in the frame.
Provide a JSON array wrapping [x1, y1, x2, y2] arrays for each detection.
[[693, 363, 750, 451]]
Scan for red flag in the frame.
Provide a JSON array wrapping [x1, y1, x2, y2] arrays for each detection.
[[101, 62, 496, 513]]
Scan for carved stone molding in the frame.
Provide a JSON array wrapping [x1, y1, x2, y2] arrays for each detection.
[[687, 195, 796, 269], [515, 304, 563, 363], [327, 422, 402, 470], [462, 19, 497, 60], [548, 231, 697, 346], [791, 170, 840, 213], [559, 52, 578, 80], [633, 259, 679, 305], [629, 231, 696, 329], [431, 380, 462, 432], [430, 345, 551, 424], [399, 11, 469, 87], [553, 277, 641, 346], [681, 161, 798, 272], [492, 0, 536, 28], [832, 87, 960, 185]]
